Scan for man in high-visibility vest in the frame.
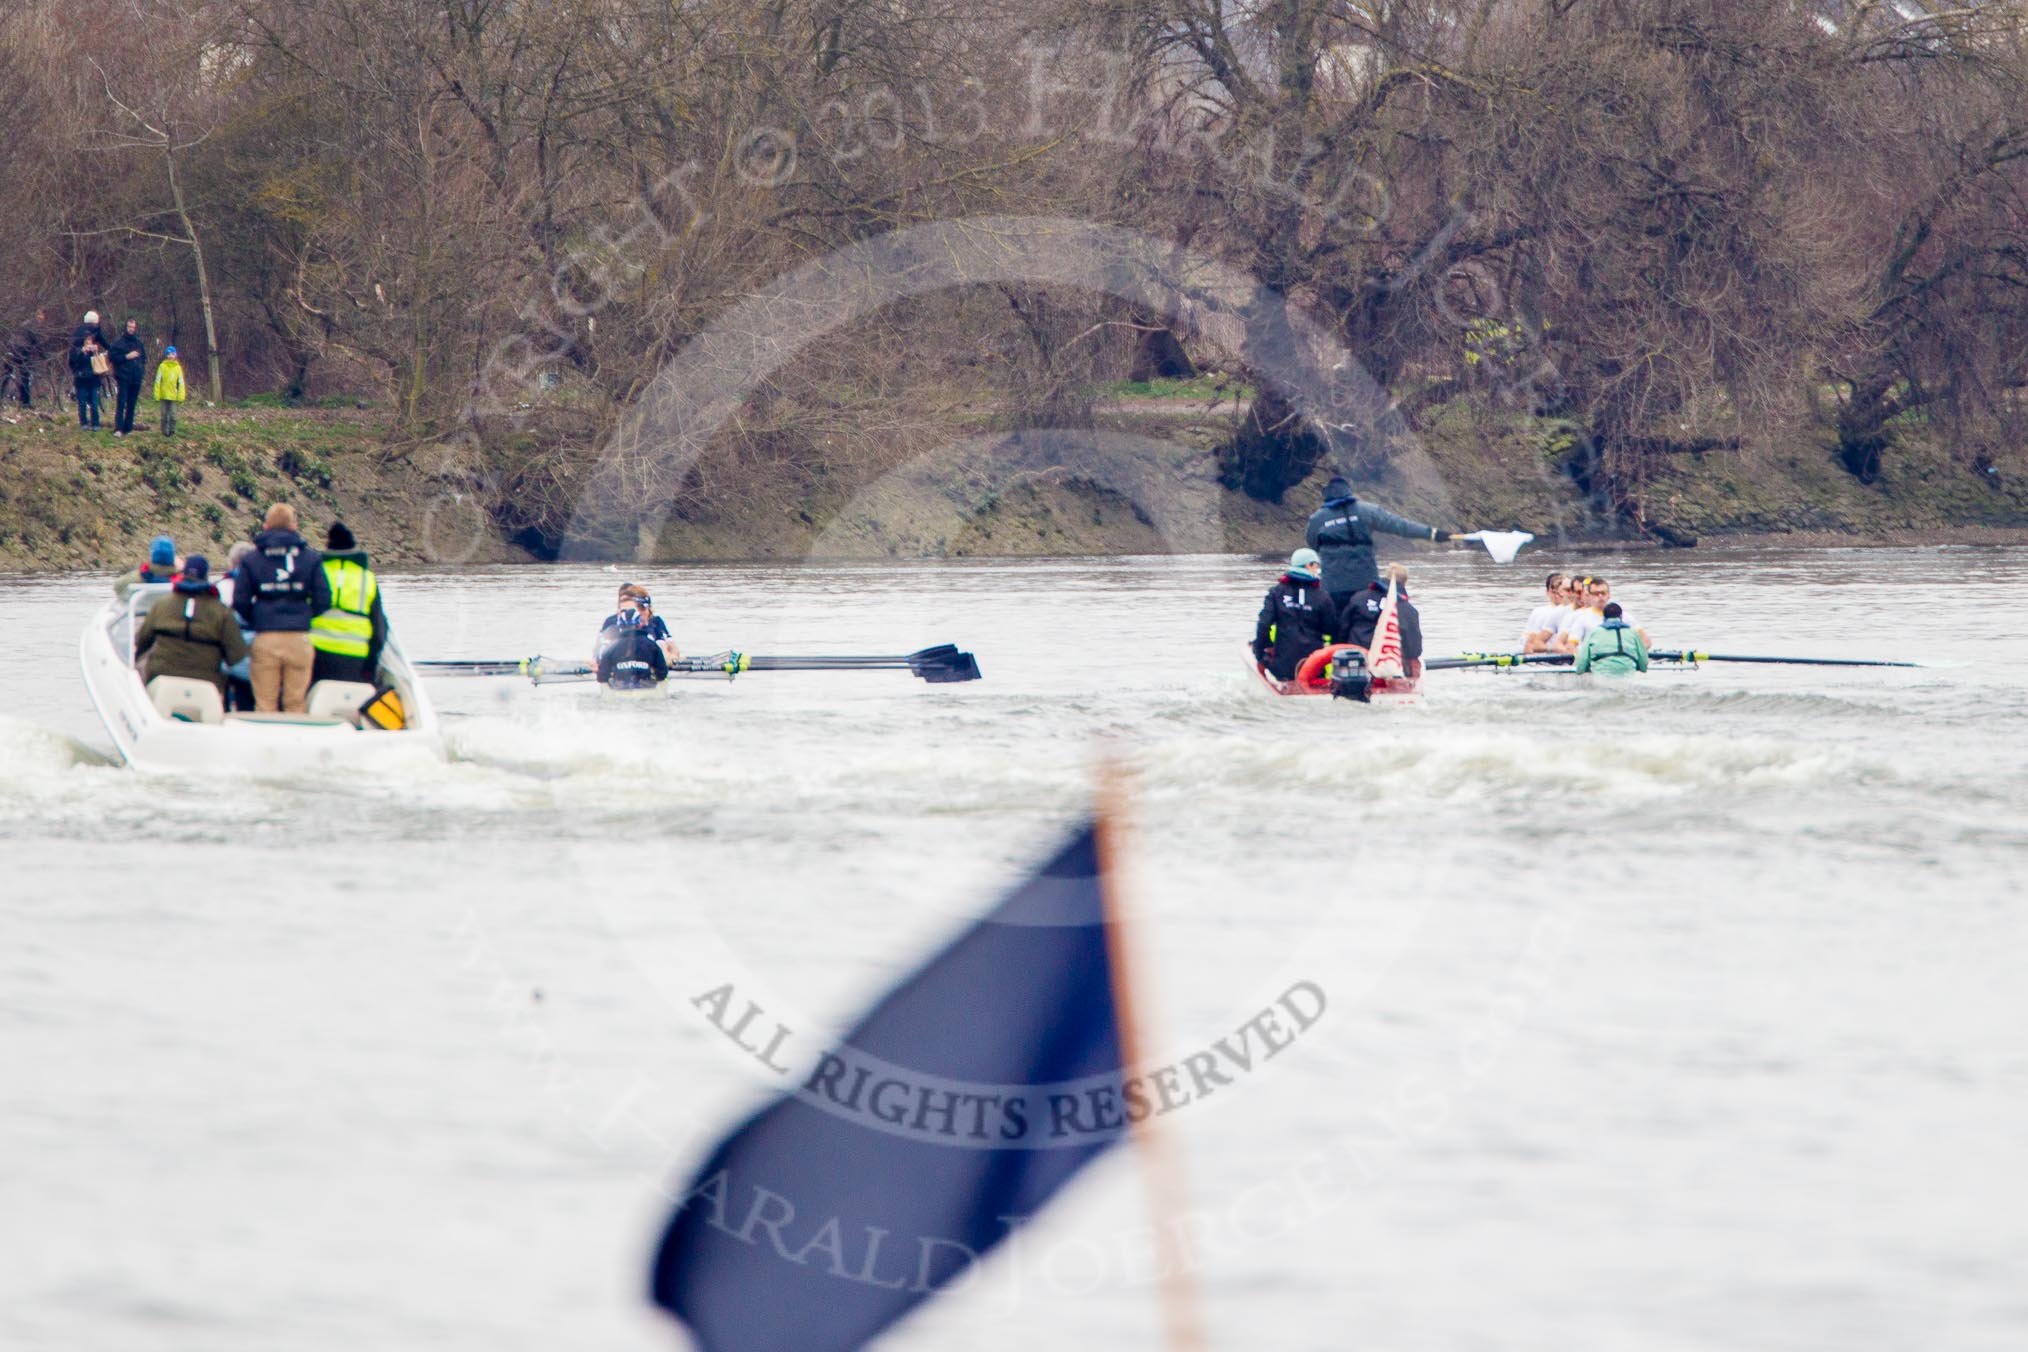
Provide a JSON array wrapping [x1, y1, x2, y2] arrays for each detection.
[[310, 521, 389, 686]]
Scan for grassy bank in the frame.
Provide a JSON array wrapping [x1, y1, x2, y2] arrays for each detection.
[[0, 400, 527, 572], [4, 387, 2023, 573]]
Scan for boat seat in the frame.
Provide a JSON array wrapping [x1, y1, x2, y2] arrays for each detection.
[[304, 680, 379, 725], [147, 676, 225, 725], [223, 712, 349, 726]]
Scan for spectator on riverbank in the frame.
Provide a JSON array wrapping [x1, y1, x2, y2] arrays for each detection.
[[152, 346, 186, 435], [4, 310, 44, 407], [68, 310, 106, 429], [107, 319, 147, 436]]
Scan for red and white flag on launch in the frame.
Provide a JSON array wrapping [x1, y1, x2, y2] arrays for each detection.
[[1367, 578, 1405, 679]]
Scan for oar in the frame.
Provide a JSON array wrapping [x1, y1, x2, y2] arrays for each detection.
[[681, 645, 982, 683], [528, 660, 597, 685], [414, 659, 537, 677], [1650, 650, 1958, 669], [415, 656, 607, 684], [1425, 652, 1573, 670], [419, 645, 982, 685], [1428, 649, 1959, 672]]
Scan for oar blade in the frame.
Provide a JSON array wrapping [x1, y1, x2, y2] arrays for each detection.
[[913, 651, 982, 683]]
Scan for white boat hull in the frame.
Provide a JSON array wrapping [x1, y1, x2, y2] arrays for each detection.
[[81, 584, 445, 774]]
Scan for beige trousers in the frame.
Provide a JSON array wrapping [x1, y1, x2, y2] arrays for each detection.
[[250, 631, 315, 713]]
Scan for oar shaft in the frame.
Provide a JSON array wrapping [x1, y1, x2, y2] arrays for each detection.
[[746, 653, 982, 682], [1427, 650, 1929, 671], [747, 657, 924, 670], [414, 660, 530, 677], [673, 649, 975, 675], [422, 644, 981, 684], [1426, 652, 1572, 669], [1652, 651, 1924, 668]]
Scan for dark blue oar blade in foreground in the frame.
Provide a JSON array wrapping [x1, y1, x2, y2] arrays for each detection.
[[651, 824, 1123, 1352]]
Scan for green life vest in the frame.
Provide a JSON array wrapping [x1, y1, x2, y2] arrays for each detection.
[[310, 557, 378, 657], [1578, 620, 1644, 675]]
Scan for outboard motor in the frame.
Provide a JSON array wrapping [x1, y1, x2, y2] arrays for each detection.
[[1328, 647, 1373, 703]]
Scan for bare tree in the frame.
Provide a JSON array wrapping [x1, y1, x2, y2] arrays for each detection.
[[6, 0, 2023, 541], [72, 6, 238, 401]]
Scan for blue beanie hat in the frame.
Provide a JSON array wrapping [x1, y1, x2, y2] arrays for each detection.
[[164, 345, 177, 356], [149, 535, 176, 567]]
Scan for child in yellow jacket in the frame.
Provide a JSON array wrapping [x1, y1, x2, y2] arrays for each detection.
[[152, 346, 186, 435]]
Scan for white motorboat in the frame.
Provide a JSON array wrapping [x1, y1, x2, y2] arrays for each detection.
[[80, 581, 443, 773]]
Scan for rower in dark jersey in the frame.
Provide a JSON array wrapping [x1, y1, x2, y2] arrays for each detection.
[[596, 582, 681, 658], [597, 583, 675, 650], [596, 610, 671, 689]]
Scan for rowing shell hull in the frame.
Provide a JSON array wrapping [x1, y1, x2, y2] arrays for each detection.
[[1248, 647, 1421, 702]]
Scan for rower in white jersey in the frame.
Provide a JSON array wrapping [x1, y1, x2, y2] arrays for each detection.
[[1553, 576, 1647, 653], [1521, 573, 1572, 653]]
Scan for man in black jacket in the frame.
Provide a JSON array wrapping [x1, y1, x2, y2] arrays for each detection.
[[231, 502, 332, 712], [1252, 548, 1342, 681], [68, 310, 106, 429], [5, 310, 43, 407], [106, 319, 148, 436], [1305, 474, 1466, 616], [1342, 565, 1425, 675]]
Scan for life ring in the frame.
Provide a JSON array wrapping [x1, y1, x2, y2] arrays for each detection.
[[1293, 643, 1364, 693]]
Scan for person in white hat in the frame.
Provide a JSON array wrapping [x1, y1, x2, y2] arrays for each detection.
[[68, 310, 109, 428], [1251, 547, 1341, 681]]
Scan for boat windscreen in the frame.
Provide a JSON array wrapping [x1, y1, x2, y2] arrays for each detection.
[[111, 584, 177, 669]]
